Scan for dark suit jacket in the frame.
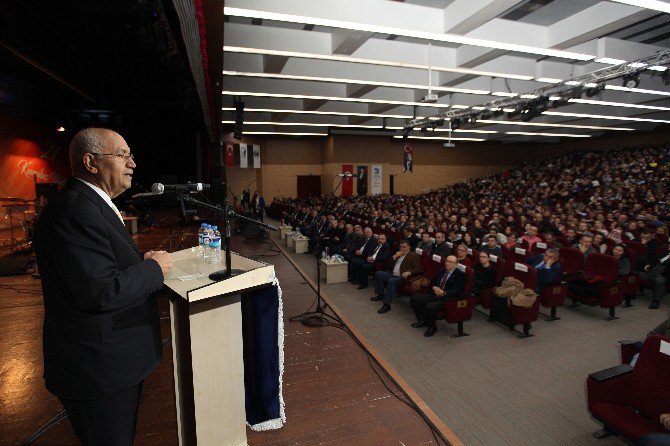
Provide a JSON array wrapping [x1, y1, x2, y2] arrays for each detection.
[[385, 251, 422, 275], [370, 242, 392, 264], [359, 237, 377, 257], [430, 268, 466, 300], [430, 242, 451, 258], [34, 178, 164, 400]]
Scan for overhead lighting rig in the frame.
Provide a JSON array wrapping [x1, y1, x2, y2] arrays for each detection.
[[404, 50, 670, 133]]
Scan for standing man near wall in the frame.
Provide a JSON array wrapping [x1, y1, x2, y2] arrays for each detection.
[[34, 128, 173, 445]]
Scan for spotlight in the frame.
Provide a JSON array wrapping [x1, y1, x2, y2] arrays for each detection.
[[402, 127, 410, 139], [465, 115, 476, 124], [450, 118, 461, 130], [585, 83, 605, 97], [434, 118, 445, 126], [478, 110, 493, 120], [420, 126, 428, 133], [507, 104, 525, 119], [622, 74, 640, 89]]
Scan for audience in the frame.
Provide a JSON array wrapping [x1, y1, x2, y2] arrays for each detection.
[[372, 239, 423, 314]]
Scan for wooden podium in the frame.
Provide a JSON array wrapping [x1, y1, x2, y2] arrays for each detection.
[[164, 247, 277, 446]]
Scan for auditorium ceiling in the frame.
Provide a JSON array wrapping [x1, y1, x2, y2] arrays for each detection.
[[220, 0, 670, 143]]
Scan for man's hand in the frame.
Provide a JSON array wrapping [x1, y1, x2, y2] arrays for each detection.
[[432, 286, 444, 297], [145, 250, 173, 277], [545, 258, 555, 267], [401, 271, 411, 278], [661, 413, 670, 430], [366, 256, 374, 263], [355, 249, 362, 255]]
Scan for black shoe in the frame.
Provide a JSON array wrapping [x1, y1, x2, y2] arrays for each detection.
[[411, 320, 427, 328], [377, 304, 391, 314], [370, 295, 383, 301], [350, 281, 360, 285], [649, 299, 660, 309], [357, 284, 368, 290], [423, 326, 437, 337]]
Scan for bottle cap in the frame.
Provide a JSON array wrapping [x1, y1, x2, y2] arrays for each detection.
[[212, 226, 218, 230], [201, 223, 207, 227]]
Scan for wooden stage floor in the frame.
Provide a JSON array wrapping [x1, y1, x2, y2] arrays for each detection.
[[0, 219, 451, 446]]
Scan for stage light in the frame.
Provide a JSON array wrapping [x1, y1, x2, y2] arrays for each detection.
[[622, 74, 640, 89], [585, 83, 606, 97], [56, 126, 65, 132], [402, 127, 410, 139]]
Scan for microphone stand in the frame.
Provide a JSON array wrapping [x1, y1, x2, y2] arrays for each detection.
[[289, 210, 343, 327], [180, 195, 277, 281]]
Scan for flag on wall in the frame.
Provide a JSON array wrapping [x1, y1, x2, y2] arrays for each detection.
[[357, 165, 367, 196], [240, 143, 248, 168], [403, 144, 413, 173], [253, 145, 261, 169], [225, 142, 235, 167], [341, 164, 353, 196], [371, 164, 382, 195]]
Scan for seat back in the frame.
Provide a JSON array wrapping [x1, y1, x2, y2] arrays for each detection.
[[625, 335, 670, 421], [583, 253, 619, 284], [625, 240, 647, 258], [423, 254, 443, 280], [532, 241, 548, 255], [489, 255, 507, 286], [508, 262, 538, 290], [559, 247, 584, 276], [509, 246, 528, 264]]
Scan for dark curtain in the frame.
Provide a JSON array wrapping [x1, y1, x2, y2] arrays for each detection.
[[297, 176, 321, 199]]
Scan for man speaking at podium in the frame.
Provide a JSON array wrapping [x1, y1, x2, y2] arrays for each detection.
[[34, 128, 173, 445]]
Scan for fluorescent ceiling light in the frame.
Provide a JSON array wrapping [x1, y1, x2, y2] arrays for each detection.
[[505, 131, 591, 138], [491, 92, 518, 97], [544, 111, 670, 124], [535, 77, 563, 83], [223, 120, 381, 129], [222, 107, 412, 119], [221, 90, 451, 108], [222, 70, 490, 95], [223, 46, 534, 81], [605, 85, 670, 96], [565, 81, 582, 86], [392, 135, 486, 141], [595, 57, 627, 65], [243, 131, 328, 136], [608, 0, 670, 13], [476, 119, 634, 131], [570, 98, 670, 111], [224, 8, 594, 61]]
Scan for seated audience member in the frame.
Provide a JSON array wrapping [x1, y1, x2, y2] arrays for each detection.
[[480, 235, 503, 257], [472, 252, 497, 296], [504, 233, 521, 251], [609, 227, 624, 244], [565, 228, 579, 246], [640, 229, 660, 257], [333, 223, 355, 256], [348, 227, 376, 281], [636, 244, 669, 310], [491, 226, 508, 245], [528, 248, 562, 292], [543, 231, 562, 249], [592, 232, 608, 254], [350, 234, 391, 289], [461, 232, 476, 249], [403, 227, 420, 250], [322, 220, 344, 253], [636, 415, 670, 446], [573, 232, 596, 261], [430, 231, 451, 257], [455, 243, 473, 268], [416, 232, 434, 252], [372, 240, 422, 314], [409, 255, 466, 337], [521, 225, 542, 249], [611, 243, 631, 276]]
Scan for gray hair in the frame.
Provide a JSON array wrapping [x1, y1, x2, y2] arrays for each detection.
[[68, 128, 108, 175], [546, 248, 559, 257]]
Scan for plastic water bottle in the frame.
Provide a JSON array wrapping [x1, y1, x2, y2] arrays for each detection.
[[202, 224, 212, 262], [209, 226, 222, 264], [197, 223, 207, 255]]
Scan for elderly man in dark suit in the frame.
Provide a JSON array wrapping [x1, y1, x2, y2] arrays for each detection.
[[410, 255, 466, 337], [34, 128, 173, 445], [372, 239, 423, 314]]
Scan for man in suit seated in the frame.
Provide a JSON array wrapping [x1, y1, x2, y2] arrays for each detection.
[[34, 128, 173, 445], [348, 226, 376, 281], [430, 231, 451, 258], [480, 235, 503, 257], [372, 239, 423, 314], [403, 227, 420, 250], [410, 255, 466, 337], [416, 231, 434, 252], [350, 233, 391, 289], [527, 248, 562, 292]]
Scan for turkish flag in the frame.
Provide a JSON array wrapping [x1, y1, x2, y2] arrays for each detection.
[[341, 164, 353, 196], [225, 142, 235, 167]]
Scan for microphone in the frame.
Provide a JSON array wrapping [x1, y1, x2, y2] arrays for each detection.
[[337, 172, 359, 178], [151, 182, 210, 194], [132, 191, 160, 198]]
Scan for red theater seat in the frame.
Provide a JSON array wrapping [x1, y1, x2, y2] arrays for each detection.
[[442, 264, 475, 337], [568, 253, 623, 320]]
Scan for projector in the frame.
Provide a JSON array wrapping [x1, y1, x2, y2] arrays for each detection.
[[422, 93, 438, 103], [443, 142, 455, 148]]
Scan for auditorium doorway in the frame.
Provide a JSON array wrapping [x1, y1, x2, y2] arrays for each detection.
[[297, 175, 321, 199], [389, 175, 394, 195]]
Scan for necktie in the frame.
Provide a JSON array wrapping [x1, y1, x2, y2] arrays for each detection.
[[439, 271, 450, 289]]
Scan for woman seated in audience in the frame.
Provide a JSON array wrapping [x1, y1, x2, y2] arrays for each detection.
[[472, 252, 497, 297], [455, 243, 473, 268], [461, 231, 476, 249], [611, 243, 631, 276], [592, 232, 608, 254]]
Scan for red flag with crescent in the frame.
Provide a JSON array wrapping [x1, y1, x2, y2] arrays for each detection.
[[403, 144, 413, 173], [225, 142, 235, 166], [342, 164, 353, 196]]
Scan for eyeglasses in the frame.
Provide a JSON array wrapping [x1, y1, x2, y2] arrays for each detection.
[[92, 153, 135, 162]]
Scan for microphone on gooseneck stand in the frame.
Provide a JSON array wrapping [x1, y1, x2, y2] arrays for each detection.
[[151, 182, 211, 194]]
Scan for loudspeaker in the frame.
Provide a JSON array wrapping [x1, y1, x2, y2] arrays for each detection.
[[243, 220, 263, 239]]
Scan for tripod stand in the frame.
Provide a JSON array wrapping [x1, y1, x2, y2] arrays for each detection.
[[289, 211, 343, 327]]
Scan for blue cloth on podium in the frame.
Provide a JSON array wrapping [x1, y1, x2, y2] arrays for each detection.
[[241, 284, 285, 430]]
